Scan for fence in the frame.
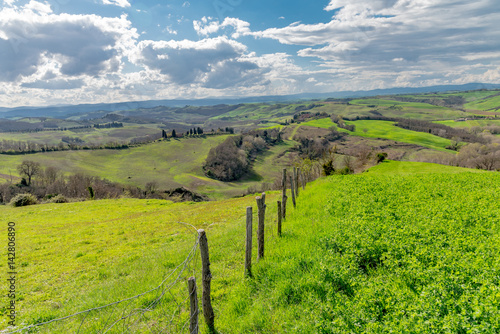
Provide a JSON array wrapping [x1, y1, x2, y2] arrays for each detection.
[[3, 167, 307, 333]]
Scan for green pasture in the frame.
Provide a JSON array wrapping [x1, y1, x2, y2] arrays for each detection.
[[435, 119, 500, 128], [0, 135, 297, 199], [465, 94, 500, 111], [299, 118, 454, 151], [0, 124, 161, 146], [1, 162, 498, 332], [366, 160, 487, 175]]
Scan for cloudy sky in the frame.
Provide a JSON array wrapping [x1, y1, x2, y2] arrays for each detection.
[[0, 0, 499, 107]]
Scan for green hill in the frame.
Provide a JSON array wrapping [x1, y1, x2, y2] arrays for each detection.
[[2, 162, 499, 333]]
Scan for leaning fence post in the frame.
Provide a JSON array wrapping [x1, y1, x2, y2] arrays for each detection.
[[290, 175, 296, 208], [198, 229, 215, 333], [256, 193, 266, 259], [188, 277, 199, 334], [245, 206, 252, 277], [282, 169, 287, 219], [277, 201, 282, 237]]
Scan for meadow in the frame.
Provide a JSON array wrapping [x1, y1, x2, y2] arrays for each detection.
[[299, 118, 454, 152], [1, 161, 499, 333]]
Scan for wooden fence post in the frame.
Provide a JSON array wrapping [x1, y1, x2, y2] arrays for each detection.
[[245, 206, 252, 277], [198, 229, 215, 333], [301, 170, 305, 190], [277, 201, 282, 236], [256, 193, 266, 259], [187, 277, 199, 334], [295, 167, 300, 198], [282, 169, 287, 219], [290, 175, 296, 208]]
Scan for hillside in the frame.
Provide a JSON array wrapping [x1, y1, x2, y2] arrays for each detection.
[[1, 161, 499, 333]]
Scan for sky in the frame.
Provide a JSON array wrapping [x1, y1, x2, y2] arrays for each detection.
[[0, 0, 499, 107]]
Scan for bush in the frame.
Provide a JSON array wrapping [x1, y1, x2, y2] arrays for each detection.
[[376, 152, 388, 163], [10, 193, 38, 207], [322, 160, 335, 176], [48, 194, 68, 203]]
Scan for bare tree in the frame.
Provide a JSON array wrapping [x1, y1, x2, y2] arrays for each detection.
[[17, 160, 41, 185], [145, 181, 159, 194], [43, 166, 60, 185]]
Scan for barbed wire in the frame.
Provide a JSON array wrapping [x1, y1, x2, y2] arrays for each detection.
[[4, 223, 200, 334]]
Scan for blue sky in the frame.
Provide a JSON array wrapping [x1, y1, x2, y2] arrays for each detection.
[[0, 0, 499, 107]]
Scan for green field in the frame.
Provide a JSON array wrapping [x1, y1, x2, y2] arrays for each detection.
[[350, 98, 446, 109], [464, 94, 500, 111], [0, 124, 161, 146], [1, 162, 499, 332], [435, 119, 500, 128], [0, 135, 296, 199], [300, 118, 454, 151], [366, 160, 486, 175]]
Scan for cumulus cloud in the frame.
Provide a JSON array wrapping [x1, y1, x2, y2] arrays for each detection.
[[232, 0, 500, 89], [132, 36, 267, 88], [0, 2, 138, 82], [193, 17, 251, 39], [102, 0, 131, 8]]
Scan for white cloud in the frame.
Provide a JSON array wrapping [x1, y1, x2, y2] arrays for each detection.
[[102, 0, 131, 8], [0, 2, 138, 82], [132, 36, 268, 88], [193, 17, 250, 39]]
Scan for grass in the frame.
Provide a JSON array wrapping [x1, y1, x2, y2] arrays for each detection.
[[435, 119, 500, 128], [2, 161, 498, 332], [0, 136, 230, 196], [464, 94, 500, 111], [366, 160, 487, 175], [299, 118, 454, 151], [0, 124, 161, 146], [350, 98, 446, 109], [0, 135, 297, 199], [0, 193, 279, 332]]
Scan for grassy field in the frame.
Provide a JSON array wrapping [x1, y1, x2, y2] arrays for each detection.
[[1, 161, 498, 332], [435, 119, 500, 128], [366, 160, 487, 175], [0, 124, 161, 146], [0, 136, 229, 195], [299, 118, 454, 151], [0, 192, 283, 332], [0, 135, 297, 199], [464, 94, 500, 111]]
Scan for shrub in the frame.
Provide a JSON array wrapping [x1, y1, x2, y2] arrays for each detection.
[[48, 194, 68, 203], [322, 160, 335, 176], [10, 193, 38, 207], [376, 152, 388, 163]]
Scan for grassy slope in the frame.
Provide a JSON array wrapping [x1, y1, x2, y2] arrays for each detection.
[[435, 119, 500, 128], [465, 94, 500, 111], [0, 193, 280, 332], [0, 136, 229, 195], [0, 135, 294, 199], [1, 161, 498, 333], [366, 160, 486, 174], [0, 124, 161, 146], [299, 118, 454, 151], [219, 167, 500, 332]]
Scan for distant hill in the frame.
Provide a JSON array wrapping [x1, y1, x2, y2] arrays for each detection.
[[1, 82, 499, 119]]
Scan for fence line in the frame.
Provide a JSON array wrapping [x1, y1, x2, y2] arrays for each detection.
[[5, 166, 309, 334]]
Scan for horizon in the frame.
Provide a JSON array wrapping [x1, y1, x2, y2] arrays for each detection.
[[1, 0, 500, 107]]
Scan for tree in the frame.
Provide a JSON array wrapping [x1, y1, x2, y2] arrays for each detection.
[[171, 129, 177, 138], [17, 160, 41, 186]]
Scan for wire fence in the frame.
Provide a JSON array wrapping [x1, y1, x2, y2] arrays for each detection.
[[4, 223, 200, 334]]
